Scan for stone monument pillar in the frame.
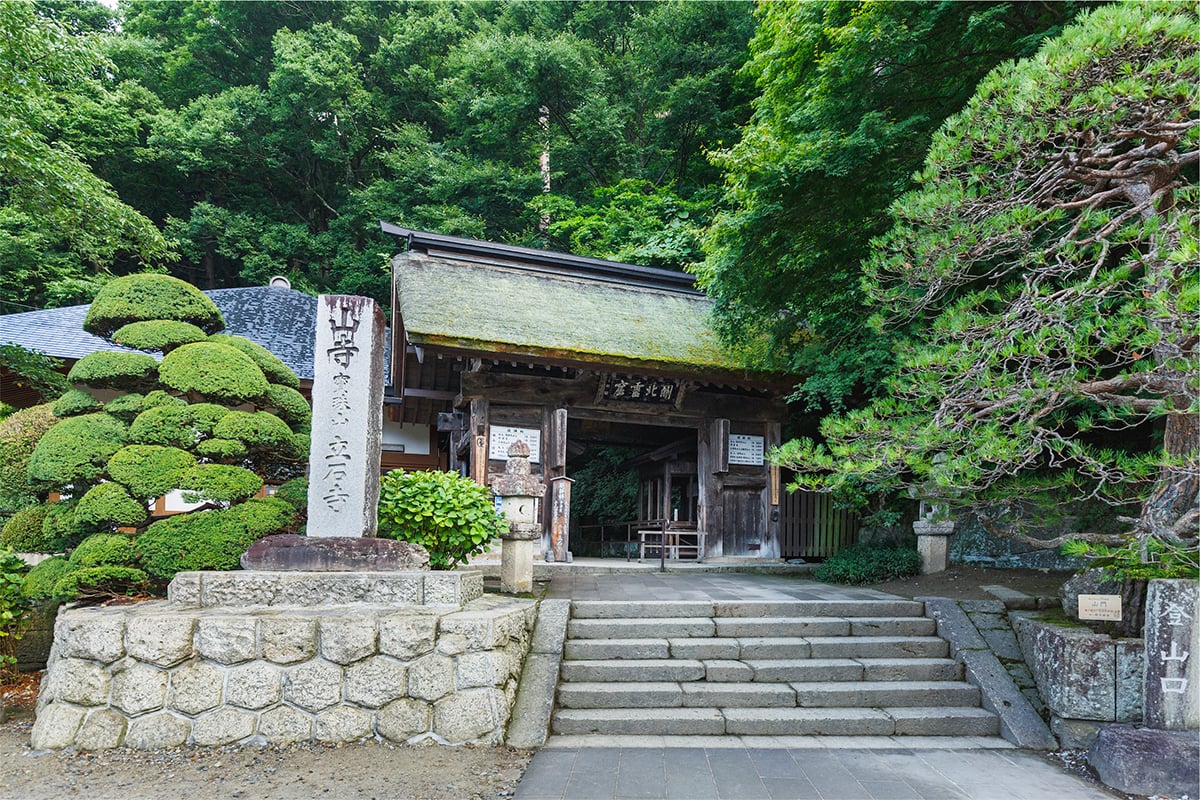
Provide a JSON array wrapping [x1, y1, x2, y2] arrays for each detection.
[[490, 441, 545, 594], [549, 475, 574, 563], [307, 295, 386, 538], [912, 501, 955, 574], [1144, 579, 1199, 730]]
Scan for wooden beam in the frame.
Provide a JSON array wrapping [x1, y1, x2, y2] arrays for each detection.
[[469, 398, 489, 486]]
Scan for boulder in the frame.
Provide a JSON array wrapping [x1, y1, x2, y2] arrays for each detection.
[[1088, 724, 1199, 798], [1059, 569, 1122, 620], [240, 534, 430, 571]]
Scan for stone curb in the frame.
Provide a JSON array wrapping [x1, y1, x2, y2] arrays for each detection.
[[505, 599, 570, 749], [918, 596, 1058, 750]]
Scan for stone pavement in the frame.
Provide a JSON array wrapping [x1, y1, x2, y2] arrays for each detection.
[[514, 573, 1118, 800]]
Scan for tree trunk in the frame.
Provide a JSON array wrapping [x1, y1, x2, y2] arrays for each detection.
[[1142, 410, 1199, 545]]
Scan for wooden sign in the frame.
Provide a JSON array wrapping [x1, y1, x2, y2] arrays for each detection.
[[600, 374, 680, 405], [1078, 594, 1122, 621], [729, 434, 765, 466], [489, 425, 541, 463]]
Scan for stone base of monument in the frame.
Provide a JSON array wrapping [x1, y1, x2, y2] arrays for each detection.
[[240, 534, 430, 572], [30, 569, 537, 751], [1088, 724, 1200, 798], [913, 519, 955, 574]]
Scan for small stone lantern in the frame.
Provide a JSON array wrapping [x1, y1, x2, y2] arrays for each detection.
[[489, 440, 545, 593], [912, 500, 956, 574]]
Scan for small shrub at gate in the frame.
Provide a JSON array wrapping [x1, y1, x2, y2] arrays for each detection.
[[377, 469, 507, 569], [815, 542, 922, 585]]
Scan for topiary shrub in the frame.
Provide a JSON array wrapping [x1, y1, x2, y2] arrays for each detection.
[[40, 500, 91, 552], [27, 413, 127, 487], [814, 542, 922, 585], [377, 469, 507, 569], [141, 390, 186, 410], [112, 320, 208, 352], [226, 497, 298, 537], [135, 510, 258, 580], [74, 483, 148, 529], [212, 410, 293, 450], [208, 334, 300, 389], [181, 464, 263, 504], [159, 342, 269, 404], [0, 404, 58, 514], [195, 438, 248, 460], [274, 477, 308, 511], [1, 505, 51, 552], [103, 393, 146, 422], [67, 533, 138, 569], [52, 566, 148, 601], [265, 384, 311, 427], [127, 404, 196, 448], [52, 388, 101, 417], [106, 445, 197, 501], [84, 273, 224, 338], [67, 351, 158, 391], [187, 403, 230, 436], [21, 556, 70, 602]]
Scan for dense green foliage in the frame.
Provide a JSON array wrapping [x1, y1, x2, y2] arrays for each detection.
[[135, 508, 266, 580], [106, 445, 197, 502], [74, 483, 148, 529], [84, 274, 223, 337], [0, 345, 69, 404], [27, 412, 127, 488], [780, 3, 1199, 567], [0, 547, 30, 675], [21, 556, 70, 603], [52, 389, 101, 418], [207, 335, 299, 389], [112, 320, 209, 352], [0, 505, 51, 553], [66, 351, 158, 391], [158, 342, 270, 404], [814, 542, 921, 585], [0, 404, 58, 514], [378, 469, 507, 569]]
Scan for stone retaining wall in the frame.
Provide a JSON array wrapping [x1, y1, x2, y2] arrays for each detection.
[[31, 592, 536, 750]]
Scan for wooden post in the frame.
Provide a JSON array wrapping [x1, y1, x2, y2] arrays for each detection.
[[469, 398, 489, 486], [550, 476, 574, 562]]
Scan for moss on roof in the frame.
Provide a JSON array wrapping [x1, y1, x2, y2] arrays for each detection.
[[393, 251, 757, 376]]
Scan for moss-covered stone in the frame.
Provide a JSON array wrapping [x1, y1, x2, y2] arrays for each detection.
[[112, 320, 208, 352], [208, 334, 299, 389], [84, 274, 224, 338], [158, 342, 268, 404], [74, 483, 148, 529], [22, 556, 71, 601], [67, 352, 159, 392], [195, 438, 247, 460], [212, 411, 293, 450], [1, 504, 51, 552], [181, 464, 263, 504], [52, 389, 102, 418], [28, 413, 127, 487], [265, 384, 311, 427], [106, 445, 197, 501], [68, 533, 138, 569]]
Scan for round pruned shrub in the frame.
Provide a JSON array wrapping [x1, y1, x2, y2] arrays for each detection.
[[135, 510, 258, 580], [212, 410, 293, 451], [112, 320, 208, 352], [67, 351, 158, 392], [52, 389, 101, 418], [1, 505, 51, 552], [181, 464, 263, 504], [159, 342, 269, 404], [128, 404, 195, 448], [274, 477, 308, 511], [106, 445, 197, 501], [188, 403, 230, 437], [141, 390, 186, 410], [226, 496, 298, 538], [21, 556, 70, 602], [195, 438, 247, 460], [52, 566, 148, 601], [103, 393, 146, 422], [40, 500, 91, 553], [814, 542, 922, 585], [208, 334, 299, 389], [84, 274, 224, 338], [74, 483, 148, 529], [27, 413, 127, 488], [265, 384, 311, 427], [0, 404, 58, 514], [377, 469, 507, 569], [67, 533, 138, 569]]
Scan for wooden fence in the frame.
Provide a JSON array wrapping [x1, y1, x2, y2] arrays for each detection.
[[779, 484, 860, 559]]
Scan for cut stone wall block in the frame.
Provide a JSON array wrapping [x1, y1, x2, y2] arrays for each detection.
[[456, 651, 504, 690], [407, 654, 454, 702], [376, 698, 431, 743], [283, 661, 344, 713], [258, 705, 313, 744], [439, 612, 500, 651], [436, 633, 469, 656], [57, 659, 112, 707], [197, 617, 258, 665], [76, 709, 127, 750], [314, 706, 373, 743], [261, 616, 318, 664], [125, 614, 196, 667], [530, 600, 570, 655], [433, 689, 502, 744], [345, 656, 407, 708], [111, 663, 167, 715], [191, 708, 256, 747], [30, 703, 86, 749], [126, 712, 191, 750], [166, 572, 201, 605], [201, 573, 282, 607], [378, 614, 438, 660], [226, 663, 283, 710], [169, 660, 224, 716], [319, 615, 378, 665], [61, 611, 125, 664]]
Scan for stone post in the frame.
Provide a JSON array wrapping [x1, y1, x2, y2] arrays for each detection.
[[307, 295, 386, 538], [912, 502, 955, 574], [490, 441, 545, 594], [1143, 578, 1200, 730]]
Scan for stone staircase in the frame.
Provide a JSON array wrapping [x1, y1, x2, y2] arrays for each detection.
[[551, 599, 1000, 738]]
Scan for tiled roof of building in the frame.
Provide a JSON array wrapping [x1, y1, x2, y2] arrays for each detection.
[[0, 286, 319, 381]]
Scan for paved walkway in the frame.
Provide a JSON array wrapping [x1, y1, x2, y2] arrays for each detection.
[[514, 573, 1120, 800]]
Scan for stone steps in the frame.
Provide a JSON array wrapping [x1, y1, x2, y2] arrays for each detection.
[[551, 597, 1000, 741]]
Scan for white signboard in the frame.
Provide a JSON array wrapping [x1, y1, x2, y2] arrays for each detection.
[[1079, 594, 1122, 621], [729, 434, 765, 466], [489, 425, 541, 463]]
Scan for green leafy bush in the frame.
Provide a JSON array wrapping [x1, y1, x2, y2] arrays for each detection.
[[52, 388, 101, 417], [112, 320, 207, 352], [107, 445, 197, 500], [52, 566, 148, 600], [103, 393, 146, 422], [274, 477, 308, 511], [814, 542, 922, 585], [0, 404, 58, 514], [135, 510, 261, 580], [195, 438, 248, 460], [0, 547, 30, 675], [67, 351, 158, 391], [1061, 538, 1199, 581], [74, 483, 148, 529], [226, 497, 298, 537], [377, 469, 506, 569], [181, 464, 263, 504], [265, 384, 311, 427], [142, 390, 187, 410], [40, 500, 91, 552], [21, 556, 70, 602], [1, 505, 50, 552], [84, 274, 224, 338], [212, 410, 293, 450], [159, 342, 269, 404], [208, 334, 299, 389], [27, 413, 127, 487], [67, 533, 138, 569], [187, 403, 230, 436], [128, 405, 196, 448]]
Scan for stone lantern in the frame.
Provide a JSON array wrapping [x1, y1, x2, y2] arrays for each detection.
[[489, 440, 545, 593], [912, 500, 956, 574]]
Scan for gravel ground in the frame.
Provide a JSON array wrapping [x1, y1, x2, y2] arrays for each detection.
[[0, 712, 530, 800]]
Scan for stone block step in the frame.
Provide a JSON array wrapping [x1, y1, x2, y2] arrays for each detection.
[[552, 708, 725, 736], [714, 617, 849, 638], [735, 637, 812, 660], [807, 636, 949, 659], [723, 707, 896, 736], [857, 658, 963, 682], [850, 617, 938, 636], [570, 601, 714, 619], [563, 638, 668, 660], [681, 683, 797, 708], [790, 681, 980, 708], [743, 658, 962, 683], [559, 659, 705, 683], [557, 682, 683, 709], [667, 638, 741, 660], [567, 617, 715, 640], [887, 706, 1000, 736], [713, 600, 925, 618]]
